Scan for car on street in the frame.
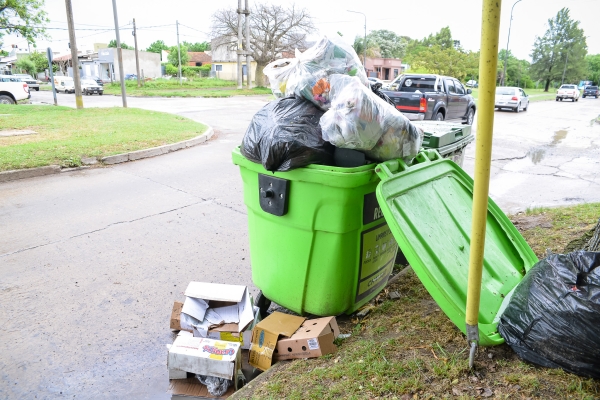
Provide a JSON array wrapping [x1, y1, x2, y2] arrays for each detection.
[[0, 77, 30, 103], [80, 79, 104, 95], [13, 74, 40, 91], [582, 85, 599, 99], [86, 76, 104, 86], [556, 84, 580, 102], [368, 77, 384, 86], [54, 76, 75, 93], [495, 86, 529, 113], [466, 80, 478, 88], [383, 74, 476, 124]]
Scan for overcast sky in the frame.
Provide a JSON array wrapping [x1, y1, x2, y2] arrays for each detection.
[[2, 0, 599, 62]]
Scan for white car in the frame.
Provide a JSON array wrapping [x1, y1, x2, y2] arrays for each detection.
[[13, 74, 40, 91], [495, 86, 529, 113], [368, 77, 384, 86], [556, 84, 580, 102], [80, 79, 104, 95]]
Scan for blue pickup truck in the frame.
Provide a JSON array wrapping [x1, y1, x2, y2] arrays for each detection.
[[383, 74, 477, 125]]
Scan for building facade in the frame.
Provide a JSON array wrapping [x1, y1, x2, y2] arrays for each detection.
[[365, 58, 404, 81]]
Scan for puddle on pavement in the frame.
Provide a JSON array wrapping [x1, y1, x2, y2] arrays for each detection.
[[527, 148, 546, 164], [551, 129, 568, 145]]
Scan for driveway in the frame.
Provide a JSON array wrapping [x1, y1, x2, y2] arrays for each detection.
[[1, 91, 599, 399]]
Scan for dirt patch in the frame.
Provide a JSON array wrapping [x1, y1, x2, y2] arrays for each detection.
[[511, 213, 553, 231]]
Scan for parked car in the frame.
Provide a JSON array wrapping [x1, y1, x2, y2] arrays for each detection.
[[383, 74, 477, 124], [495, 86, 529, 113], [556, 84, 580, 102], [466, 80, 478, 88], [582, 85, 599, 99], [80, 79, 104, 95], [12, 74, 40, 91], [86, 76, 104, 86], [54, 76, 75, 93], [0, 77, 30, 104], [125, 74, 137, 80]]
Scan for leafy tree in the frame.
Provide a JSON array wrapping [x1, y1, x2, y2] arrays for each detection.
[[364, 30, 406, 59], [15, 57, 36, 75], [167, 45, 189, 67], [530, 8, 588, 91], [352, 35, 381, 62], [146, 40, 169, 54], [0, 49, 8, 57], [182, 41, 210, 52], [585, 54, 600, 85], [423, 26, 453, 50], [0, 0, 48, 44], [108, 39, 133, 50], [211, 4, 314, 87], [411, 45, 479, 81], [28, 51, 49, 73]]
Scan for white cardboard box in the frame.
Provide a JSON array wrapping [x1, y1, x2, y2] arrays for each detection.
[[167, 336, 241, 380], [182, 282, 254, 334]]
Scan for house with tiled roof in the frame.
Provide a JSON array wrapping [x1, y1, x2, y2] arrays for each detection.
[[187, 52, 212, 67]]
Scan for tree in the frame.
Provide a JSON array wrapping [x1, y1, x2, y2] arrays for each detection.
[[167, 45, 189, 67], [585, 54, 600, 85], [423, 26, 454, 50], [15, 57, 36, 75], [146, 40, 169, 54], [28, 51, 49, 73], [0, 0, 48, 44], [211, 4, 314, 87], [530, 8, 588, 91], [182, 41, 210, 52], [352, 35, 381, 62], [411, 45, 479, 81], [108, 39, 133, 50], [364, 30, 406, 59]]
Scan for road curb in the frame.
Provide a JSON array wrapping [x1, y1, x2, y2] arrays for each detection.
[[0, 127, 214, 183]]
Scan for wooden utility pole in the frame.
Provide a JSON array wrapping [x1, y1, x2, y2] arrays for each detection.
[[244, 0, 251, 89], [111, 0, 127, 107], [133, 18, 142, 87], [237, 0, 243, 89], [64, 0, 83, 109], [176, 20, 182, 85]]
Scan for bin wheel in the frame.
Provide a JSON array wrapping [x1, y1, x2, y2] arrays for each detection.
[[255, 291, 272, 319]]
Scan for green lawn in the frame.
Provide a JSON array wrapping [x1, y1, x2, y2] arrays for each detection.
[[0, 105, 207, 171], [41, 79, 273, 98]]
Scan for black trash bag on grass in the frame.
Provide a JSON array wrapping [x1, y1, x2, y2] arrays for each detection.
[[240, 96, 334, 172], [497, 251, 600, 378]]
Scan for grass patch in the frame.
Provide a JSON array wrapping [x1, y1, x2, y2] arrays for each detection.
[[0, 104, 207, 171], [39, 79, 273, 98], [239, 203, 600, 400], [471, 87, 560, 103]]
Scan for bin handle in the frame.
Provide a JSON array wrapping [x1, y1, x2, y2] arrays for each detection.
[[375, 150, 442, 180], [454, 129, 464, 140]]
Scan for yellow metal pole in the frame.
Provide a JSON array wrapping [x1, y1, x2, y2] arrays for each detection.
[[466, 0, 502, 366]]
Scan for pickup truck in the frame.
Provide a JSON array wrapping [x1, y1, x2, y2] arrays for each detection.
[[383, 74, 476, 125], [556, 84, 580, 102], [0, 77, 31, 104], [582, 85, 599, 99]]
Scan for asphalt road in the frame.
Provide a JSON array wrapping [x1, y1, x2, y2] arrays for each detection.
[[1, 90, 599, 399]]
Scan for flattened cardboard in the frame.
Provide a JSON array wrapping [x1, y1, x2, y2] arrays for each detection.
[[248, 311, 306, 371], [171, 301, 184, 330], [274, 317, 340, 361], [183, 282, 254, 333], [170, 377, 235, 399], [182, 297, 210, 322], [167, 336, 240, 380]]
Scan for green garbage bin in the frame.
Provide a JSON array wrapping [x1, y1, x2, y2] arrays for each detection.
[[231, 122, 474, 317], [232, 147, 399, 316]]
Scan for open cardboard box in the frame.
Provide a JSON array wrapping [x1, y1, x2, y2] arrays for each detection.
[[274, 316, 340, 361], [248, 311, 306, 371], [167, 336, 241, 381], [180, 282, 254, 336]]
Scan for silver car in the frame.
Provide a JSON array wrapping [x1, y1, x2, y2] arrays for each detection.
[[495, 86, 529, 113]]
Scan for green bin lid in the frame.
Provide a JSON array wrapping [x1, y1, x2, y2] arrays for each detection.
[[374, 150, 538, 346], [414, 121, 472, 149]]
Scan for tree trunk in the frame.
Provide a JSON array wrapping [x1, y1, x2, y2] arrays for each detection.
[[544, 79, 550, 92], [254, 61, 267, 87]]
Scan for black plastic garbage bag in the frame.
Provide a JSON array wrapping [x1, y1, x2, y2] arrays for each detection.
[[498, 251, 600, 378], [240, 96, 334, 172]]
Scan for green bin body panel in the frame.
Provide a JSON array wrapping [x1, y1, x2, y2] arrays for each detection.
[[374, 150, 538, 346], [232, 147, 398, 316]]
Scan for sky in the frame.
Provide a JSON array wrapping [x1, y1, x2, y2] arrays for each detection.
[[2, 0, 599, 62]]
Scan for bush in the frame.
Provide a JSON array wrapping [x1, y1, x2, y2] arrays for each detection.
[[165, 63, 178, 76]]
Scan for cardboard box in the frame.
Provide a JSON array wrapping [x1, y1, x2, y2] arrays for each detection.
[[274, 316, 340, 361], [182, 282, 254, 335], [248, 311, 306, 371], [171, 301, 184, 330], [167, 336, 241, 380], [170, 377, 235, 399]]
